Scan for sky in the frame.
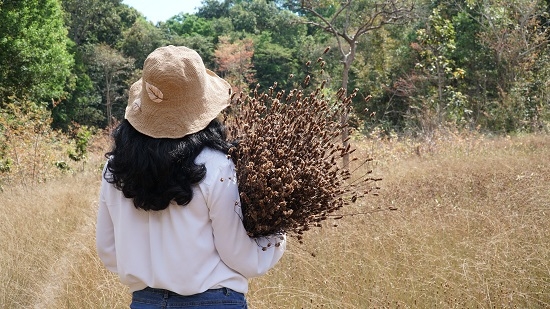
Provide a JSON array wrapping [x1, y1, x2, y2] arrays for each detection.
[[122, 0, 205, 24]]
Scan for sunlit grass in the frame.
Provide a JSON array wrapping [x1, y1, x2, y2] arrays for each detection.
[[1, 133, 549, 308]]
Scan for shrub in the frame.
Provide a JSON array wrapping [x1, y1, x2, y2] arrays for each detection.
[[0, 99, 78, 186]]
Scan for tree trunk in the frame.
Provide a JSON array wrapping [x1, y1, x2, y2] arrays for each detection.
[[437, 62, 444, 123], [340, 45, 356, 169], [105, 73, 113, 128]]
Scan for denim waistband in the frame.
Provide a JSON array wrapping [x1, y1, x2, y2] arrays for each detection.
[[142, 287, 233, 296], [132, 286, 247, 308]]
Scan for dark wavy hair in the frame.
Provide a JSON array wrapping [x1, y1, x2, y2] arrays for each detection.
[[104, 118, 234, 211]]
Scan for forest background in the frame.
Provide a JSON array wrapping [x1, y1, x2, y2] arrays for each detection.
[[2, 0, 550, 138]]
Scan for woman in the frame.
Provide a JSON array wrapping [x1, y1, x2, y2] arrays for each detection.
[[96, 45, 286, 309]]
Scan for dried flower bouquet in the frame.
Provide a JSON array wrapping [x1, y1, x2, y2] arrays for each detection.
[[224, 62, 380, 239]]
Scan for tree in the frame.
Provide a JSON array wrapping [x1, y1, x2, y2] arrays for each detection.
[[59, 0, 140, 129], [413, 6, 466, 125], [0, 0, 74, 104], [290, 0, 415, 166], [169, 34, 217, 68], [448, 4, 495, 129], [215, 37, 257, 93], [162, 13, 215, 38], [253, 32, 299, 91], [462, 0, 550, 131], [229, 2, 260, 33], [51, 48, 104, 130], [121, 18, 167, 68], [62, 0, 138, 46], [85, 44, 134, 127], [197, 0, 233, 19], [351, 24, 415, 132]]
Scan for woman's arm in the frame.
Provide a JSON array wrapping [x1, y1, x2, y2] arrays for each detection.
[[204, 155, 286, 278], [96, 165, 118, 273]]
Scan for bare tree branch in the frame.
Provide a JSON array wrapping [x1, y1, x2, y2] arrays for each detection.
[[296, 0, 415, 168]]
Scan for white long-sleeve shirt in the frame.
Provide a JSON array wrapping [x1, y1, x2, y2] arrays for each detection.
[[96, 147, 286, 295]]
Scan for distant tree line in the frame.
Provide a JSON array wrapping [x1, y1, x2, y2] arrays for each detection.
[[0, 0, 549, 135]]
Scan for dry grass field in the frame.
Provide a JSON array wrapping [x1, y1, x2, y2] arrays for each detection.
[[0, 132, 548, 308]]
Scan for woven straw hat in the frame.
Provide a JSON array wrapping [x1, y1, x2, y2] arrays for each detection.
[[125, 45, 231, 138]]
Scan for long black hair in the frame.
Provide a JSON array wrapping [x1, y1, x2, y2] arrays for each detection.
[[104, 118, 234, 211]]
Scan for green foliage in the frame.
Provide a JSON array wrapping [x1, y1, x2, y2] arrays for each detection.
[[68, 123, 92, 163], [60, 0, 140, 129], [362, 0, 550, 133], [121, 18, 167, 68], [158, 13, 218, 67], [62, 0, 138, 46], [231, 0, 282, 33], [451, 8, 497, 127], [197, 0, 232, 19], [83, 43, 136, 127], [413, 6, 467, 126], [169, 34, 216, 68], [471, 0, 549, 132], [0, 0, 74, 104], [54, 160, 70, 172], [253, 32, 299, 90], [415, 8, 458, 74], [209, 16, 236, 39], [352, 25, 415, 132], [51, 47, 104, 130], [163, 13, 215, 38], [484, 47, 550, 133], [1, 0, 547, 140]]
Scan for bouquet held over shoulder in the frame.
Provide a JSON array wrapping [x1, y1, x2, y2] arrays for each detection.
[[225, 73, 381, 240]]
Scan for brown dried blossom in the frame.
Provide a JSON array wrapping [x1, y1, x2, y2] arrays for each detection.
[[223, 60, 381, 238]]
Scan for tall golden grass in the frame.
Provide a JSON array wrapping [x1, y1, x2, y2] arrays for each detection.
[[1, 132, 548, 308]]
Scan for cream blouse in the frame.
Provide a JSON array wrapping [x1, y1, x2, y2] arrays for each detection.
[[96, 147, 286, 295]]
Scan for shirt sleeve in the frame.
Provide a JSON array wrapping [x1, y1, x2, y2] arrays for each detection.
[[204, 156, 286, 278], [96, 164, 118, 273]]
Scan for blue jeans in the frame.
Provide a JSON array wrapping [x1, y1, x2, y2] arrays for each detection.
[[130, 287, 248, 309]]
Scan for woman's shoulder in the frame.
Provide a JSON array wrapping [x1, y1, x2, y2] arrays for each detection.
[[196, 147, 235, 189], [196, 147, 233, 169]]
